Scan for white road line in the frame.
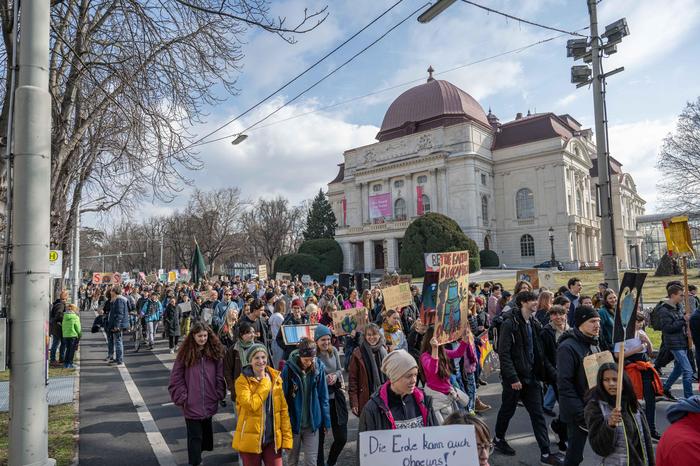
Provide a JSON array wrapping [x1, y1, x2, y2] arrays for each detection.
[[97, 314, 176, 465]]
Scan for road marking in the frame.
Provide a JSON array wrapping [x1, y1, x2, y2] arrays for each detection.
[[97, 314, 176, 465]]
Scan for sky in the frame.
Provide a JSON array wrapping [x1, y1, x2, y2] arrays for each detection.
[[108, 0, 700, 226]]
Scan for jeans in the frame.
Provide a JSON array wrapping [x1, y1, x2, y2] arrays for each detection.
[[185, 417, 213, 465], [495, 380, 550, 455], [147, 321, 156, 346], [664, 349, 694, 398], [107, 330, 124, 363], [49, 334, 65, 362], [63, 337, 78, 366], [564, 422, 588, 466], [317, 398, 347, 466], [465, 372, 477, 412], [289, 428, 318, 466], [543, 385, 557, 411]]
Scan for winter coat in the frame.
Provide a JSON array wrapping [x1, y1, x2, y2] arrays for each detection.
[[107, 296, 130, 330], [232, 366, 293, 454], [213, 300, 238, 331], [585, 398, 655, 466], [556, 328, 600, 424], [141, 299, 163, 323], [657, 301, 688, 350], [357, 381, 437, 432], [598, 306, 615, 351], [497, 307, 555, 386], [61, 312, 82, 339], [540, 323, 563, 370], [223, 341, 247, 402], [168, 354, 226, 420], [348, 345, 388, 415], [50, 300, 66, 337], [163, 304, 181, 337], [281, 350, 331, 434], [656, 397, 700, 466], [564, 291, 580, 328]]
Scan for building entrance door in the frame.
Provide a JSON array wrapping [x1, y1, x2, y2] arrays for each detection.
[[374, 242, 385, 270]]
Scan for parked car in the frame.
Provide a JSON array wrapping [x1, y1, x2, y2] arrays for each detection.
[[534, 260, 564, 271]]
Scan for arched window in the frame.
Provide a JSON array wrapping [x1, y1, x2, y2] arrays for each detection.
[[394, 198, 406, 220], [520, 234, 535, 257], [422, 194, 431, 213], [481, 195, 489, 226], [516, 188, 535, 219]]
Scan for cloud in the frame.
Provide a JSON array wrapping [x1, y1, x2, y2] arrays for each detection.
[[555, 92, 579, 109], [606, 118, 676, 213]]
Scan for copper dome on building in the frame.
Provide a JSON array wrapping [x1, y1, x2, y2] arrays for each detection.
[[376, 71, 490, 142]]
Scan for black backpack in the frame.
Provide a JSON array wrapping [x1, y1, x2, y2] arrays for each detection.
[[649, 301, 664, 330]]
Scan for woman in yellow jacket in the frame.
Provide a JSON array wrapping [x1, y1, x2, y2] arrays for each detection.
[[233, 343, 292, 466]]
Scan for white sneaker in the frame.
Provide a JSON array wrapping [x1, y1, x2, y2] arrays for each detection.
[[169, 348, 174, 354]]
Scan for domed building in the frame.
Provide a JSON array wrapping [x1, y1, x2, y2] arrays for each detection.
[[328, 68, 645, 272]]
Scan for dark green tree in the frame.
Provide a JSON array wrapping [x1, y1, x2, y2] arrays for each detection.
[[303, 189, 337, 240], [399, 213, 480, 277]]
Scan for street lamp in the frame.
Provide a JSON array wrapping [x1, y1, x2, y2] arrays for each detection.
[[548, 227, 556, 263], [231, 134, 248, 145], [417, 0, 457, 23]]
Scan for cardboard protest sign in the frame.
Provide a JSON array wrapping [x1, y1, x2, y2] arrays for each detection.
[[359, 425, 479, 466], [331, 307, 368, 336], [583, 350, 614, 388], [301, 274, 312, 284], [479, 331, 499, 377], [277, 272, 292, 281], [515, 268, 539, 289], [538, 270, 556, 290], [168, 271, 177, 284], [146, 274, 158, 283], [382, 283, 413, 311], [662, 215, 694, 256], [258, 264, 268, 280], [420, 272, 439, 325], [92, 272, 122, 285], [435, 251, 469, 345], [424, 252, 441, 273], [281, 324, 317, 345]]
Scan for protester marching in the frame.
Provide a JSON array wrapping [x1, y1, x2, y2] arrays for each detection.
[[65, 253, 700, 466]]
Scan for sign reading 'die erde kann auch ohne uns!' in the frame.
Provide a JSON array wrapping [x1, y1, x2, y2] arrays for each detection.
[[359, 425, 479, 466]]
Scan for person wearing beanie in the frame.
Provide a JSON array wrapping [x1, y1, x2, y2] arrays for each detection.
[[557, 304, 602, 466], [315, 324, 348, 466], [281, 338, 330, 466], [358, 349, 438, 435], [276, 299, 309, 362], [233, 338, 292, 466]]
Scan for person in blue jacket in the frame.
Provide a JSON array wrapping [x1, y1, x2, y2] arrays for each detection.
[[281, 337, 331, 466], [141, 293, 163, 350]]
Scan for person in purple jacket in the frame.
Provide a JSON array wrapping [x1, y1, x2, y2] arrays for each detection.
[[169, 321, 226, 465]]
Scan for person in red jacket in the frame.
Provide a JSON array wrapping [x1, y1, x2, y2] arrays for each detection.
[[656, 395, 700, 466]]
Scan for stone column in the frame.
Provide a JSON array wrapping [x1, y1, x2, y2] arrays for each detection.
[[440, 167, 448, 216], [359, 183, 366, 224], [340, 242, 353, 273], [432, 168, 439, 212], [386, 237, 398, 271], [407, 174, 415, 217], [363, 239, 374, 273]]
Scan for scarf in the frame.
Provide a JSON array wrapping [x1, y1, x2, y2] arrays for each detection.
[[382, 322, 400, 347], [235, 339, 254, 366], [361, 338, 387, 392]]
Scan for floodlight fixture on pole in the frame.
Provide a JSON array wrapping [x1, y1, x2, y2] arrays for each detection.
[[231, 134, 248, 145], [571, 65, 592, 85], [417, 0, 457, 23]]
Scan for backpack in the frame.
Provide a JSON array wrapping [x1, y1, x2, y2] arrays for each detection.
[[649, 301, 664, 330]]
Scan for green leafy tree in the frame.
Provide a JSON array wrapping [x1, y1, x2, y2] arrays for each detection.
[[303, 189, 337, 240], [399, 213, 480, 277]]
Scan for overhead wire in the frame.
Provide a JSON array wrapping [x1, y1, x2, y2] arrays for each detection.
[[460, 0, 588, 37]]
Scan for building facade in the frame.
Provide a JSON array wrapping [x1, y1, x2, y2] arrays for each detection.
[[328, 70, 646, 273]]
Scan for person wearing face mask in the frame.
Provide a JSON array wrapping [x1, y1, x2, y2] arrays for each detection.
[[348, 323, 388, 417], [233, 343, 293, 466], [584, 363, 655, 466], [281, 338, 331, 466], [314, 325, 347, 466], [557, 305, 602, 466], [357, 349, 438, 433], [168, 322, 226, 466]]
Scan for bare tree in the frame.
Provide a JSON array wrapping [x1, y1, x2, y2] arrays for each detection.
[[657, 97, 700, 211], [0, 0, 327, 272]]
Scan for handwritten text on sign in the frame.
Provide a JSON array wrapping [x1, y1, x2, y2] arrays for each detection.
[[359, 425, 478, 466]]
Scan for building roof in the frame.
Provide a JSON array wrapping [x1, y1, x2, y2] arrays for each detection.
[[492, 112, 577, 150], [329, 163, 344, 184], [376, 78, 490, 142]]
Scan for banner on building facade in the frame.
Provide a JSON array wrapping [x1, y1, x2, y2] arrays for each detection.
[[416, 185, 424, 216], [369, 193, 392, 219]]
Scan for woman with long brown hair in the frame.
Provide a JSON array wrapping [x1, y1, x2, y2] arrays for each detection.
[[535, 290, 554, 327], [168, 322, 226, 466]]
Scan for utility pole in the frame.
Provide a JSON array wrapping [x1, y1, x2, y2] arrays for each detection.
[[159, 232, 164, 270], [9, 1, 55, 465], [588, 0, 619, 292], [72, 213, 80, 304]]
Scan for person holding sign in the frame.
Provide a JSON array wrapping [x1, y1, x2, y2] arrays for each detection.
[[276, 299, 309, 361], [658, 284, 694, 401], [419, 326, 470, 424], [494, 291, 561, 465], [281, 338, 330, 466], [584, 363, 655, 466], [233, 344, 293, 466], [557, 305, 601, 466], [358, 349, 437, 432]]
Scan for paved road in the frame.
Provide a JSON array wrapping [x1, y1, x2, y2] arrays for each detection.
[[78, 310, 680, 466]]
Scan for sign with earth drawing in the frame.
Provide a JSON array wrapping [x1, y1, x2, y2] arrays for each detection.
[[331, 307, 368, 337], [434, 250, 469, 345]]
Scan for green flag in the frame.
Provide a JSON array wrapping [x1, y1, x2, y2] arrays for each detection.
[[190, 242, 207, 284]]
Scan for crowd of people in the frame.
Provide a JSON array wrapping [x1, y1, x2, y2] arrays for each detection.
[[62, 271, 700, 466]]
